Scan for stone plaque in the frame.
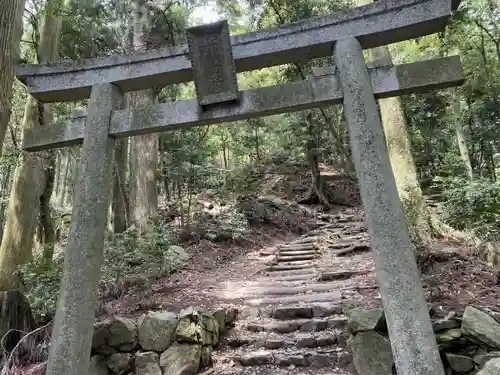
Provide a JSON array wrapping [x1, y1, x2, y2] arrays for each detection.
[[187, 20, 239, 106]]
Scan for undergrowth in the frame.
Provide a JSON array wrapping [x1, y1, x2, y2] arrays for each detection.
[[18, 226, 187, 321]]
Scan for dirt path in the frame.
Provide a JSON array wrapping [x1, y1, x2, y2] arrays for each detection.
[[101, 204, 500, 375]]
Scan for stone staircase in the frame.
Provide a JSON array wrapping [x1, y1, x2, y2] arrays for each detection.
[[211, 208, 374, 374]]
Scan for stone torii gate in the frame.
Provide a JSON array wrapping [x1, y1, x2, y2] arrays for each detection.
[[16, 0, 463, 374]]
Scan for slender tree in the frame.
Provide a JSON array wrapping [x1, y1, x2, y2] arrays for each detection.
[[0, 0, 26, 155], [0, 0, 64, 289]]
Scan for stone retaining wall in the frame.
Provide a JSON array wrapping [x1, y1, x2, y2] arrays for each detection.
[[90, 306, 238, 375], [346, 306, 500, 375]]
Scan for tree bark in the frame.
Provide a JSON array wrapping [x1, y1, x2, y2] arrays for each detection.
[[0, 0, 25, 155], [0, 0, 64, 287], [450, 88, 473, 181], [112, 138, 129, 233], [128, 0, 158, 231]]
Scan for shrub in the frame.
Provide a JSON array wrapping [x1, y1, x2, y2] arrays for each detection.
[[18, 226, 187, 321], [439, 177, 500, 241]]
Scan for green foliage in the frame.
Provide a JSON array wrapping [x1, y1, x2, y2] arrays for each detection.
[[439, 177, 500, 241], [18, 226, 186, 320]]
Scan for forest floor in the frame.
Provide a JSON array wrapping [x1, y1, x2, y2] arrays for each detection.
[[101, 204, 500, 320]]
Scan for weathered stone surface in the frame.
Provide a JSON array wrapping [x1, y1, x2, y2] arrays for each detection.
[[138, 311, 178, 352], [474, 352, 500, 368], [237, 350, 273, 366], [168, 245, 191, 262], [433, 315, 460, 332], [346, 308, 386, 333], [212, 309, 228, 333], [437, 328, 462, 344], [272, 306, 312, 320], [275, 354, 307, 367], [200, 346, 213, 368], [445, 353, 474, 373], [262, 338, 284, 349], [349, 331, 394, 375], [89, 355, 109, 375], [225, 307, 238, 325], [187, 20, 239, 106], [462, 306, 500, 349], [334, 37, 446, 375], [175, 308, 219, 346], [18, 0, 460, 103], [160, 343, 201, 375], [108, 317, 138, 351], [45, 83, 123, 375], [106, 353, 133, 375], [478, 358, 500, 375], [135, 351, 161, 375]]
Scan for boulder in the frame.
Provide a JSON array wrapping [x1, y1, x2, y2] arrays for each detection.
[[462, 306, 500, 349], [160, 342, 201, 375], [445, 353, 474, 373], [346, 308, 386, 334], [175, 308, 219, 346], [478, 358, 500, 375], [108, 317, 138, 351], [349, 331, 393, 375], [474, 352, 500, 368], [89, 355, 110, 375], [168, 245, 191, 262], [212, 309, 227, 333], [138, 311, 178, 352], [92, 321, 115, 356], [106, 353, 133, 375], [135, 351, 162, 375]]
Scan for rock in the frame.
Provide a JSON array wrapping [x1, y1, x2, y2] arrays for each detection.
[[135, 351, 161, 375], [92, 321, 116, 355], [238, 351, 273, 366], [212, 309, 227, 333], [445, 353, 474, 373], [168, 245, 191, 262], [478, 358, 500, 375], [349, 331, 393, 375], [473, 352, 500, 368], [89, 355, 110, 375], [106, 353, 133, 375], [346, 308, 386, 334], [108, 317, 138, 351], [138, 311, 178, 351], [275, 354, 306, 366], [201, 346, 213, 368], [462, 306, 500, 349], [437, 328, 462, 344], [175, 308, 219, 346], [433, 313, 460, 332], [225, 307, 238, 326], [160, 342, 201, 375]]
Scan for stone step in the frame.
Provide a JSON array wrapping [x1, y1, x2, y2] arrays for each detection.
[[213, 366, 348, 375], [248, 291, 342, 306], [264, 267, 316, 277], [277, 254, 318, 262], [244, 316, 347, 334], [317, 269, 372, 281], [243, 283, 339, 296], [264, 272, 318, 282], [233, 348, 351, 368], [266, 263, 315, 272], [290, 236, 320, 244], [271, 303, 344, 320], [278, 250, 320, 257], [278, 243, 319, 251], [224, 330, 341, 350]]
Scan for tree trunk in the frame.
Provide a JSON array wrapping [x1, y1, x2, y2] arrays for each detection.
[[0, 0, 25, 155], [58, 150, 70, 207], [128, 0, 158, 232], [0, 0, 64, 287], [112, 138, 129, 233], [450, 88, 473, 181]]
